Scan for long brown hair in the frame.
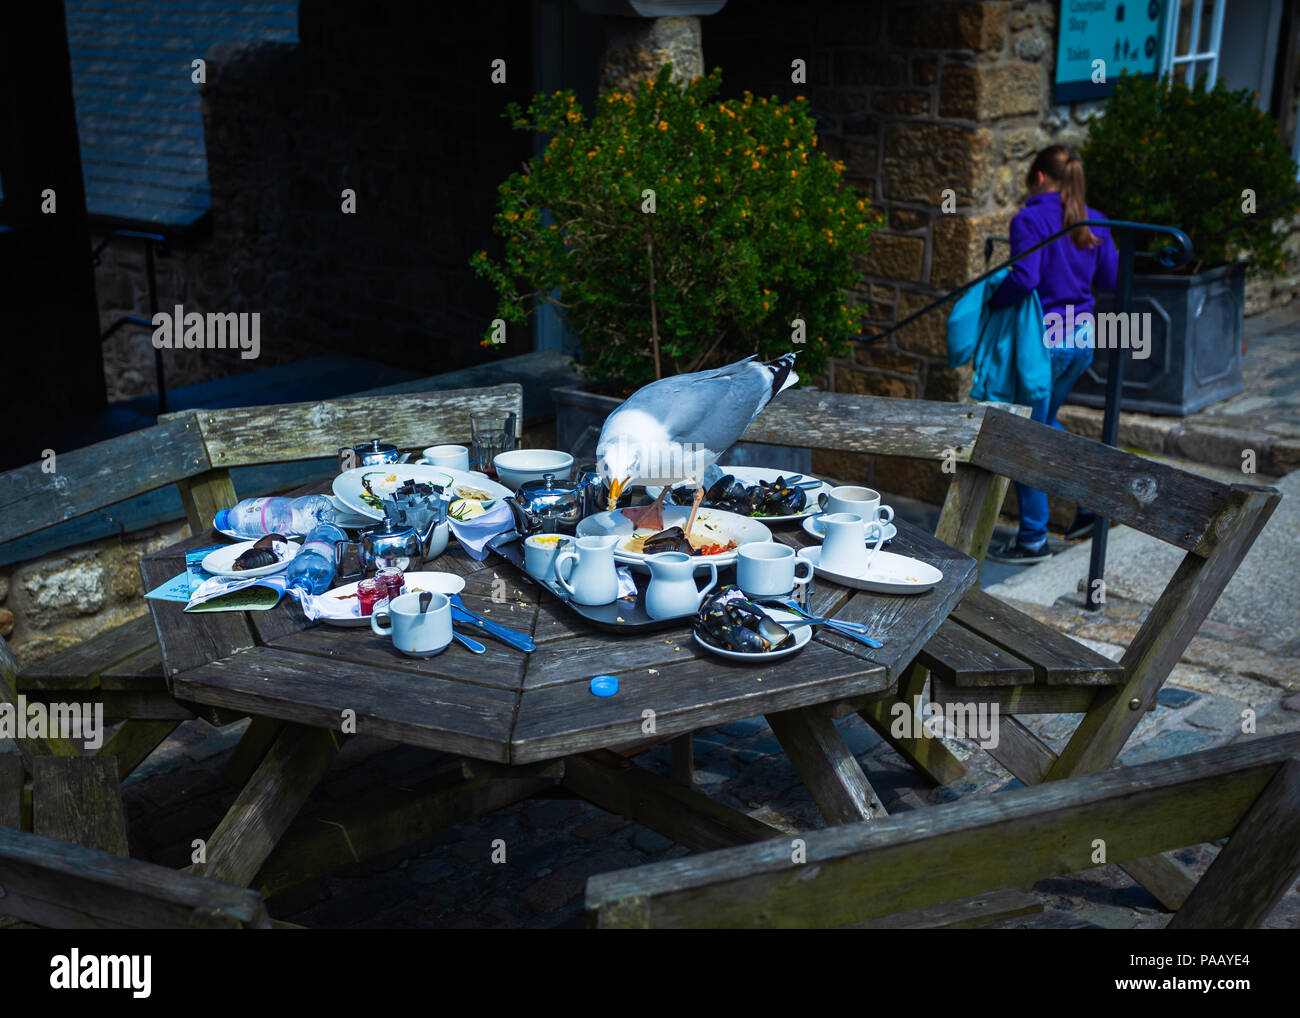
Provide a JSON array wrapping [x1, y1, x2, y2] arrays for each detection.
[[1026, 145, 1098, 249]]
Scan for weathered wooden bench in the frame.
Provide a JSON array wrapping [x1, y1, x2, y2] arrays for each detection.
[[735, 391, 1280, 909], [586, 731, 1300, 929], [0, 384, 523, 782]]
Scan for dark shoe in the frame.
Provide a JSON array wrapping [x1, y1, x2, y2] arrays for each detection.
[[1064, 511, 1095, 541], [986, 538, 1052, 565]]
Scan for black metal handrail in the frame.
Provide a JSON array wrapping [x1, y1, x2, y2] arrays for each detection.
[[857, 217, 1193, 611]]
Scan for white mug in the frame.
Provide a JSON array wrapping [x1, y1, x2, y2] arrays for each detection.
[[524, 533, 572, 583], [820, 513, 885, 577], [824, 485, 893, 527], [371, 591, 453, 657], [421, 444, 471, 471], [737, 543, 814, 598]]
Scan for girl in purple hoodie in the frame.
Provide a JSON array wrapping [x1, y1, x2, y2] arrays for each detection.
[[986, 145, 1119, 564]]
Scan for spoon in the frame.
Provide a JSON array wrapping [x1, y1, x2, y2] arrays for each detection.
[[451, 628, 486, 654], [418, 591, 433, 614]]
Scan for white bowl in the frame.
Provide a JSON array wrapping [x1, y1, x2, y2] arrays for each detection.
[[493, 449, 574, 491]]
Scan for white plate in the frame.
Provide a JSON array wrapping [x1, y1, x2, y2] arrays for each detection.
[[645, 466, 832, 524], [693, 608, 812, 661], [796, 546, 942, 595], [576, 506, 772, 571], [200, 539, 301, 578], [802, 514, 897, 543], [316, 571, 468, 627], [332, 465, 512, 520]]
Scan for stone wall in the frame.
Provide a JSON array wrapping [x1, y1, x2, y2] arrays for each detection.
[[0, 522, 189, 666]]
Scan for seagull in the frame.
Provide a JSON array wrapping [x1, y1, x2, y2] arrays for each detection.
[[596, 353, 799, 538]]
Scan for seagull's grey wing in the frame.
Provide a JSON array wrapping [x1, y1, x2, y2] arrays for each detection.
[[618, 366, 775, 452]]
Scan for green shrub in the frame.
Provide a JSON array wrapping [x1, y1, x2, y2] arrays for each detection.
[[471, 65, 880, 391], [1083, 73, 1299, 276]]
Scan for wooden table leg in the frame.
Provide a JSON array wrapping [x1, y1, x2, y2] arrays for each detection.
[[856, 662, 967, 787], [766, 707, 886, 824], [671, 733, 694, 788], [221, 716, 286, 788], [563, 750, 786, 852], [97, 720, 180, 780], [193, 724, 343, 887]]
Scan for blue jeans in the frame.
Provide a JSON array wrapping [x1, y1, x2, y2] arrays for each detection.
[[1013, 336, 1093, 547]]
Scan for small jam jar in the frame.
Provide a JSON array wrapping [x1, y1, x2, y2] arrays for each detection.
[[356, 578, 382, 617], [376, 566, 405, 603]]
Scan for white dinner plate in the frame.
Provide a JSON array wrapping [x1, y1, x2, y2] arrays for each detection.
[[332, 465, 512, 520], [316, 571, 467, 627], [576, 506, 772, 571], [200, 539, 301, 578], [802, 514, 897, 543], [693, 608, 812, 661], [796, 546, 942, 595], [645, 466, 832, 524]]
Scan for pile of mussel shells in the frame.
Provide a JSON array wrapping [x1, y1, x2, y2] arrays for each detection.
[[694, 587, 795, 654], [671, 473, 807, 517], [232, 534, 288, 571]]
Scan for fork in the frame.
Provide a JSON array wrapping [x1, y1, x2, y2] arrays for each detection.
[[757, 598, 883, 648], [449, 593, 536, 652]]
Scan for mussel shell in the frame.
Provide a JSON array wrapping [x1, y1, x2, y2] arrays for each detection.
[[232, 547, 278, 570], [252, 534, 287, 551], [704, 474, 736, 503], [642, 526, 692, 555]]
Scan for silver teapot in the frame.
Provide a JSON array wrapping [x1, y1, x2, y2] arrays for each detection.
[[506, 469, 607, 536], [336, 493, 451, 579], [338, 439, 399, 474]]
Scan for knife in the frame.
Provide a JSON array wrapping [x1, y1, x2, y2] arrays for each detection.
[[450, 593, 536, 652]]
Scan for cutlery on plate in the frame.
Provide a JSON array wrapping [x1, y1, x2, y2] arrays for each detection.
[[449, 593, 536, 652], [451, 628, 487, 654], [757, 598, 884, 648]]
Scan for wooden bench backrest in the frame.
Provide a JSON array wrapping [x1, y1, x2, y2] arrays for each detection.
[[585, 732, 1300, 929], [0, 383, 524, 544], [0, 822, 271, 929]]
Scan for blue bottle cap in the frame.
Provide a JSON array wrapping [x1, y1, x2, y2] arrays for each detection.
[[213, 508, 231, 532], [590, 675, 618, 697]]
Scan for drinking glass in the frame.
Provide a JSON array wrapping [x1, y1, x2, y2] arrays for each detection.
[[470, 413, 517, 477]]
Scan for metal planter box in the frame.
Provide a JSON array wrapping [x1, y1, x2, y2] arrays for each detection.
[[1068, 262, 1245, 416], [552, 383, 811, 472]]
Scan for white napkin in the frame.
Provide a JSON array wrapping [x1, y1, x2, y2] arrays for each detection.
[[290, 587, 365, 622], [448, 500, 515, 561], [616, 565, 637, 600]]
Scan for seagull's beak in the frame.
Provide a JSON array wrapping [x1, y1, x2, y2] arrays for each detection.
[[607, 475, 630, 510]]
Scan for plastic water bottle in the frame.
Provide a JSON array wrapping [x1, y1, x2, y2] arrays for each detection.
[[284, 522, 347, 595], [213, 495, 334, 537]]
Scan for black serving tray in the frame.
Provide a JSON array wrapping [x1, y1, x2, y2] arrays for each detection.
[[486, 532, 695, 633]]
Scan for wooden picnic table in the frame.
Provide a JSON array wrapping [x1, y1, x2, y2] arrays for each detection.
[[136, 478, 977, 894]]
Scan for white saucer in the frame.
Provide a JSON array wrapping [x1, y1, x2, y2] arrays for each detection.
[[693, 608, 813, 662], [316, 571, 467, 627], [200, 539, 301, 578], [802, 514, 897, 543], [796, 546, 942, 595]]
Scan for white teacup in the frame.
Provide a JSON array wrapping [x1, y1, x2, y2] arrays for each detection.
[[370, 591, 453, 657], [523, 533, 572, 583], [820, 513, 886, 577], [737, 543, 814, 598], [422, 444, 470, 472], [823, 485, 894, 527]]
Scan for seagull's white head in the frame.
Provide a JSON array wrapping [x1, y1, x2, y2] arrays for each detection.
[[596, 428, 640, 511]]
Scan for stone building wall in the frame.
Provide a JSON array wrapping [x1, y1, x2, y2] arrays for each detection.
[[0, 523, 189, 666]]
